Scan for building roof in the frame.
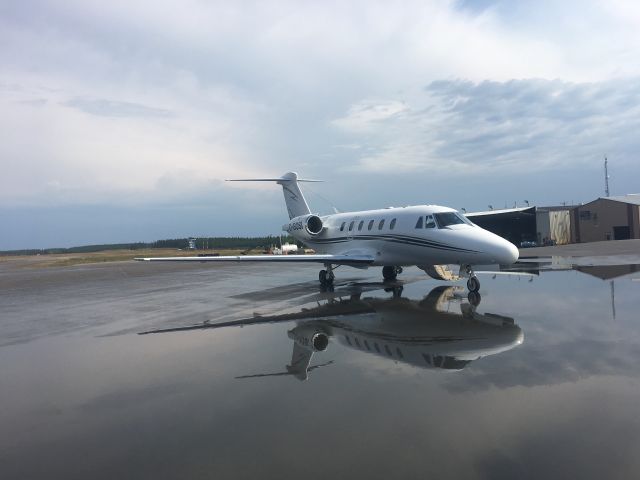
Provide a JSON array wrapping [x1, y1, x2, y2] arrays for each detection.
[[536, 205, 578, 212], [603, 194, 640, 206], [466, 206, 535, 217]]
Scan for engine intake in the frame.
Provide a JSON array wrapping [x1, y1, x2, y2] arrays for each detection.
[[305, 215, 323, 235], [284, 214, 324, 238], [288, 325, 330, 352]]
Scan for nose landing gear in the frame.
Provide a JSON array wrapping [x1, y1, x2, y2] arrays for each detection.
[[461, 265, 480, 293], [466, 275, 480, 292]]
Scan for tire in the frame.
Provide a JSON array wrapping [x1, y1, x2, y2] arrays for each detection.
[[467, 276, 480, 292], [467, 291, 481, 306]]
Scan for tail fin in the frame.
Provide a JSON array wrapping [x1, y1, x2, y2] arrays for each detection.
[[226, 171, 321, 219]]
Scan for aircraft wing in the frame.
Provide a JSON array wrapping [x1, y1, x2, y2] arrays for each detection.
[[135, 253, 375, 266]]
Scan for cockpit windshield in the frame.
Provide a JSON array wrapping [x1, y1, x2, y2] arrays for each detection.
[[434, 212, 472, 228]]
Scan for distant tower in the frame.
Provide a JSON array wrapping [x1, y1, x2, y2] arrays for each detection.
[[604, 156, 610, 197]]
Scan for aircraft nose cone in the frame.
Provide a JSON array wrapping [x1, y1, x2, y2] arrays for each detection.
[[498, 240, 519, 265], [482, 234, 519, 265]]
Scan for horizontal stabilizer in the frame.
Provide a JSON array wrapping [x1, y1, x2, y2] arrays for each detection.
[[226, 171, 321, 219], [226, 178, 322, 182]]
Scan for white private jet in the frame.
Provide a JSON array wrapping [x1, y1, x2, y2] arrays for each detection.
[[136, 172, 519, 292]]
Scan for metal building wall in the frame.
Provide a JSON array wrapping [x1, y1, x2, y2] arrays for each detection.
[[575, 199, 639, 242]]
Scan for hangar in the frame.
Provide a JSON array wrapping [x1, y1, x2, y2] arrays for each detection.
[[573, 195, 640, 242], [467, 194, 640, 246], [535, 205, 575, 245], [466, 207, 537, 246]]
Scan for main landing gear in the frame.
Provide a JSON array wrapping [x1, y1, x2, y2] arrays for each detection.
[[319, 264, 335, 286], [382, 266, 403, 281]]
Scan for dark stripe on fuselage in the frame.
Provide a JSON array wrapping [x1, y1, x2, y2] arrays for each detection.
[[305, 233, 480, 254]]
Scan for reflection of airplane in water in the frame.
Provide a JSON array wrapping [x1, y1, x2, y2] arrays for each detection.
[[140, 285, 524, 381]]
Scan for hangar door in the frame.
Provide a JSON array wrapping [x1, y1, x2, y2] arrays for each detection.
[[549, 210, 571, 245], [614, 226, 630, 240]]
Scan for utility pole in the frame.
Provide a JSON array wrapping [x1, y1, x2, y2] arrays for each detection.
[[604, 156, 610, 197]]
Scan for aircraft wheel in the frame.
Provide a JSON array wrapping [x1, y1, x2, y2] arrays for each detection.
[[467, 291, 481, 307], [467, 276, 480, 292], [382, 266, 398, 281]]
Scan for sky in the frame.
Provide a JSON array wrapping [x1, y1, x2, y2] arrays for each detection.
[[1, 0, 639, 249]]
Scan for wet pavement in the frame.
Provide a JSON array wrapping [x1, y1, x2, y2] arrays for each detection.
[[1, 255, 640, 479]]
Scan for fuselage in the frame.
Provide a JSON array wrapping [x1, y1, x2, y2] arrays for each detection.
[[287, 290, 524, 373], [284, 205, 519, 267]]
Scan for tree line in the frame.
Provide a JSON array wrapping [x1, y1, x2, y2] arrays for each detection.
[[1, 235, 300, 256]]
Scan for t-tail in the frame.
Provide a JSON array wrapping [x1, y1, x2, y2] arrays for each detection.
[[226, 171, 321, 219]]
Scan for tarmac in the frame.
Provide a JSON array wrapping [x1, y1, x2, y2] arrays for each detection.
[[1, 241, 639, 479], [519, 238, 640, 257]]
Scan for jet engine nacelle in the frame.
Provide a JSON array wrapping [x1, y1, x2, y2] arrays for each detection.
[[287, 325, 330, 352], [284, 214, 324, 238]]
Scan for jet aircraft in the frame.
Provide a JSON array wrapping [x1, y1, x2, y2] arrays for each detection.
[[139, 285, 524, 381], [137, 172, 519, 292]]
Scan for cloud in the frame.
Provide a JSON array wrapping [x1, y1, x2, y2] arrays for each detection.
[[334, 78, 640, 174], [1, 0, 640, 246], [331, 100, 409, 132], [64, 98, 173, 118]]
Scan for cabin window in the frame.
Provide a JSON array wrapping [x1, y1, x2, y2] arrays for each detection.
[[415, 217, 424, 229], [390, 218, 397, 230], [364, 340, 370, 350], [358, 220, 364, 231], [340, 222, 346, 232], [349, 220, 355, 231], [374, 343, 381, 353], [345, 335, 352, 345], [425, 215, 436, 229], [396, 347, 404, 359], [368, 219, 375, 230], [354, 337, 361, 348], [422, 353, 432, 365], [378, 219, 385, 230], [384, 345, 392, 356]]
